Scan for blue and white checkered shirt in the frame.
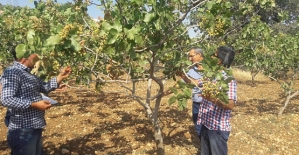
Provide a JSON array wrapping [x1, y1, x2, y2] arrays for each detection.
[[1, 62, 58, 130]]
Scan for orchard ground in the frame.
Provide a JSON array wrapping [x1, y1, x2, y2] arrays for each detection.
[[0, 69, 299, 155]]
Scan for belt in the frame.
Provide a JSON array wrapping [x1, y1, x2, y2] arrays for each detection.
[[193, 102, 201, 104]]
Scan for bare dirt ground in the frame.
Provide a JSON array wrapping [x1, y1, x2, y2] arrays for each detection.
[[0, 71, 299, 155]]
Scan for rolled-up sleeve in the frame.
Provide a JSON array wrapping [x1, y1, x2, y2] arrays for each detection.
[[39, 77, 58, 94], [228, 79, 237, 103]]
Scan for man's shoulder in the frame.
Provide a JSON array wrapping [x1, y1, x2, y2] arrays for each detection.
[[187, 67, 203, 78], [2, 66, 23, 76]]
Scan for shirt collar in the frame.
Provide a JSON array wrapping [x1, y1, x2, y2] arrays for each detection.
[[13, 61, 32, 72]]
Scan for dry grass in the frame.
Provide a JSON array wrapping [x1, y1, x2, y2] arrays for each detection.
[[232, 68, 269, 82]]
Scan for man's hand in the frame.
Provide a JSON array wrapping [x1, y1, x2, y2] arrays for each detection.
[[201, 94, 235, 110], [57, 66, 72, 84], [201, 94, 216, 102], [55, 83, 68, 91], [30, 100, 52, 111]]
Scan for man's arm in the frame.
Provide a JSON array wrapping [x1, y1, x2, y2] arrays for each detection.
[[163, 70, 202, 97], [1, 70, 32, 110], [177, 71, 201, 85], [39, 66, 72, 94], [205, 97, 235, 110], [38, 77, 59, 94], [202, 79, 237, 110]]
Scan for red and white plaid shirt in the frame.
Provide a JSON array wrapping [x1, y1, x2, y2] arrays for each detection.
[[197, 71, 237, 131]]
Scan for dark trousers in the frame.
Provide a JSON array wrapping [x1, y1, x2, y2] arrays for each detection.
[[5, 110, 45, 155], [5, 110, 11, 127], [7, 128, 43, 155], [192, 102, 202, 137], [200, 125, 230, 155]]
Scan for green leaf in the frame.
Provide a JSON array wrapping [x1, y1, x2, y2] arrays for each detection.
[[129, 48, 136, 59], [15, 44, 27, 59], [113, 21, 123, 32], [41, 47, 48, 54], [15, 35, 23, 41], [215, 73, 222, 80], [105, 47, 115, 56], [168, 96, 177, 105], [186, 83, 195, 89], [107, 29, 119, 44], [125, 28, 135, 40], [182, 98, 187, 108], [221, 83, 228, 91], [56, 24, 64, 33], [35, 36, 41, 46], [225, 2, 232, 8], [177, 93, 185, 99], [178, 101, 183, 111], [144, 12, 156, 23], [64, 8, 72, 15], [102, 21, 113, 31], [45, 35, 62, 46], [177, 80, 186, 88], [225, 77, 234, 83], [27, 29, 35, 43], [70, 37, 82, 51], [218, 92, 229, 104], [169, 87, 178, 94], [29, 45, 36, 51], [207, 1, 214, 10], [155, 18, 161, 30], [0, 55, 4, 61], [206, 71, 214, 78], [183, 89, 192, 97], [134, 35, 144, 45]]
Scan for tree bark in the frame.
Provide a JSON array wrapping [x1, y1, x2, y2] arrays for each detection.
[[278, 90, 299, 116], [146, 79, 165, 155]]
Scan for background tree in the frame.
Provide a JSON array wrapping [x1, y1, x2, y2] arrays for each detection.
[[188, 0, 299, 115]]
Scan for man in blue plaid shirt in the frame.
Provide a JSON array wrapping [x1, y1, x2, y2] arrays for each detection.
[[1, 52, 71, 155]]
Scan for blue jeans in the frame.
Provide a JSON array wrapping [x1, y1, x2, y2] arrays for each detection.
[[7, 128, 43, 155], [200, 125, 230, 155], [192, 102, 202, 137]]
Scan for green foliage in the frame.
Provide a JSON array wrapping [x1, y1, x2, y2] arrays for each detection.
[[4, 0, 291, 110], [0, 1, 107, 82]]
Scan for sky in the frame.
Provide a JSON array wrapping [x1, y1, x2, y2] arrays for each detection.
[[1, 0, 197, 38]]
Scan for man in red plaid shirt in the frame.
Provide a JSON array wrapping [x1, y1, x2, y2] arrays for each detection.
[[197, 46, 237, 155]]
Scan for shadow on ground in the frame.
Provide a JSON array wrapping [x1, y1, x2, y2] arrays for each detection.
[[44, 90, 200, 154]]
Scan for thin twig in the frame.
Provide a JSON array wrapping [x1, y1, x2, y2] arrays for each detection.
[[82, 15, 91, 30]]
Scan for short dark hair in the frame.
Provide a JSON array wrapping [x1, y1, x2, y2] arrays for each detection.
[[190, 47, 204, 57], [216, 46, 235, 68]]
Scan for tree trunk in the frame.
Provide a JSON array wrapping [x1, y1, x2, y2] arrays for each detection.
[[145, 79, 165, 155], [251, 69, 259, 85], [153, 91, 164, 155], [278, 96, 291, 116], [278, 90, 299, 116], [154, 119, 164, 155], [144, 103, 165, 155]]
